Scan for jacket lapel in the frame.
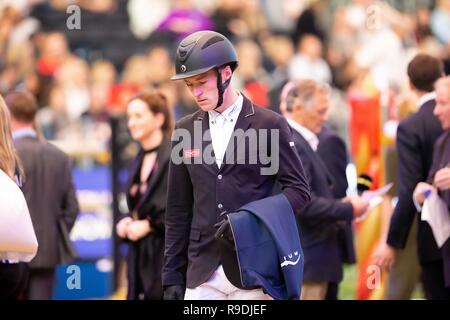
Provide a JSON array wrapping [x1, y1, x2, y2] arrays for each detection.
[[196, 112, 220, 174], [294, 130, 334, 188], [220, 94, 255, 172]]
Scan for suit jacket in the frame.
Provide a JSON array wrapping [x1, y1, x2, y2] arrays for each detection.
[[291, 129, 353, 283], [163, 95, 311, 288], [227, 194, 303, 300], [317, 127, 356, 264], [14, 136, 79, 268], [387, 99, 443, 264], [124, 138, 171, 300], [426, 131, 450, 287]]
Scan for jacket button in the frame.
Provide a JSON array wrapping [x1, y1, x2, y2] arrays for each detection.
[[218, 174, 223, 180], [218, 203, 223, 209]]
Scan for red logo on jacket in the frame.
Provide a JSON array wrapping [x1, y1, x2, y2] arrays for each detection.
[[184, 149, 200, 158]]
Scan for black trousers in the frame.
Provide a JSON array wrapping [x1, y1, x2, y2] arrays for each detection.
[[0, 262, 28, 300], [25, 267, 56, 300], [421, 260, 450, 300], [325, 282, 339, 300]]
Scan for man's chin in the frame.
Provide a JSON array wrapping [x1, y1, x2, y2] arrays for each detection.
[[198, 103, 213, 112]]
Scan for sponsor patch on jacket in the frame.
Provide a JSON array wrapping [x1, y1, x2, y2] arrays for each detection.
[[184, 149, 200, 158]]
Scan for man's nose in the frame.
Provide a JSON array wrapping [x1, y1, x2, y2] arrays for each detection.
[[193, 86, 203, 97]]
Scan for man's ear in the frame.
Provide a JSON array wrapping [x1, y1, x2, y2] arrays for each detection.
[[221, 65, 233, 83], [291, 100, 302, 114]]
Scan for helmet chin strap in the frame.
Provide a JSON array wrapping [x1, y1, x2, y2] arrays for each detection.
[[214, 67, 232, 111]]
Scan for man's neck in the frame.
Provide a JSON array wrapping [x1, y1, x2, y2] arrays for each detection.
[[415, 90, 428, 99], [11, 122, 33, 133], [214, 88, 239, 113]]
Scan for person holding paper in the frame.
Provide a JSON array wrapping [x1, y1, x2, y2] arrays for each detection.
[[413, 76, 450, 296], [282, 79, 369, 299], [378, 54, 445, 300]]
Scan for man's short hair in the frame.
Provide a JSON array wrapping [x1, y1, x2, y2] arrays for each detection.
[[5, 91, 38, 123], [285, 79, 330, 112], [407, 54, 444, 92]]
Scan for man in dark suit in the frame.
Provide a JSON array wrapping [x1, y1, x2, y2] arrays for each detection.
[[377, 54, 446, 299], [317, 126, 355, 300], [413, 76, 450, 297], [282, 79, 368, 299], [7, 91, 79, 300], [163, 31, 311, 300]]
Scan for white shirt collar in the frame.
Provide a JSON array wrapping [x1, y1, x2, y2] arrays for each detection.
[[12, 127, 37, 141], [417, 92, 436, 109], [208, 93, 243, 123], [287, 117, 319, 151]]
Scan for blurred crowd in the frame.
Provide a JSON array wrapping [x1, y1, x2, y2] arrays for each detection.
[[0, 0, 449, 147], [1, 0, 450, 300]]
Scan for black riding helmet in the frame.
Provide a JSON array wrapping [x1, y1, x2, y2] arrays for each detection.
[[171, 30, 238, 109]]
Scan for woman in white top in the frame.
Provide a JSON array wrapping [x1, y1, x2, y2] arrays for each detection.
[[0, 94, 29, 299]]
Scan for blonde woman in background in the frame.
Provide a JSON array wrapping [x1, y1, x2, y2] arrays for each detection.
[[0, 94, 29, 300]]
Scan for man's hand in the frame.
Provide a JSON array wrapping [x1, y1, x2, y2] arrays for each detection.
[[434, 167, 450, 190], [116, 217, 132, 239], [344, 196, 370, 218], [164, 285, 185, 300], [413, 182, 436, 206], [372, 242, 396, 270], [127, 219, 152, 241]]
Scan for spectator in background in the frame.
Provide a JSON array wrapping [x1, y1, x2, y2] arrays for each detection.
[[262, 34, 295, 113], [121, 54, 151, 90], [371, 97, 422, 300], [282, 79, 367, 299], [377, 54, 445, 300], [35, 32, 70, 78], [233, 39, 269, 107], [0, 93, 28, 300], [317, 124, 355, 300], [115, 91, 173, 300], [155, 0, 214, 42], [288, 34, 332, 84], [90, 60, 117, 88], [431, 0, 450, 47], [292, 0, 328, 45], [7, 91, 79, 300], [146, 46, 173, 88], [212, 0, 266, 41], [81, 82, 110, 124], [55, 57, 91, 121], [262, 0, 303, 34], [413, 76, 450, 295], [36, 84, 69, 140]]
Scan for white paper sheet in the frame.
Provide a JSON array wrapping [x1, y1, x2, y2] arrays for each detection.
[[421, 191, 450, 248], [354, 183, 393, 222]]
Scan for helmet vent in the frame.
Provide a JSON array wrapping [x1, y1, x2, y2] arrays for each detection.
[[178, 41, 196, 63], [201, 36, 224, 50]]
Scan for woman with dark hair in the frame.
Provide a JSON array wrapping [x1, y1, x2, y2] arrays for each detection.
[[115, 90, 173, 300]]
